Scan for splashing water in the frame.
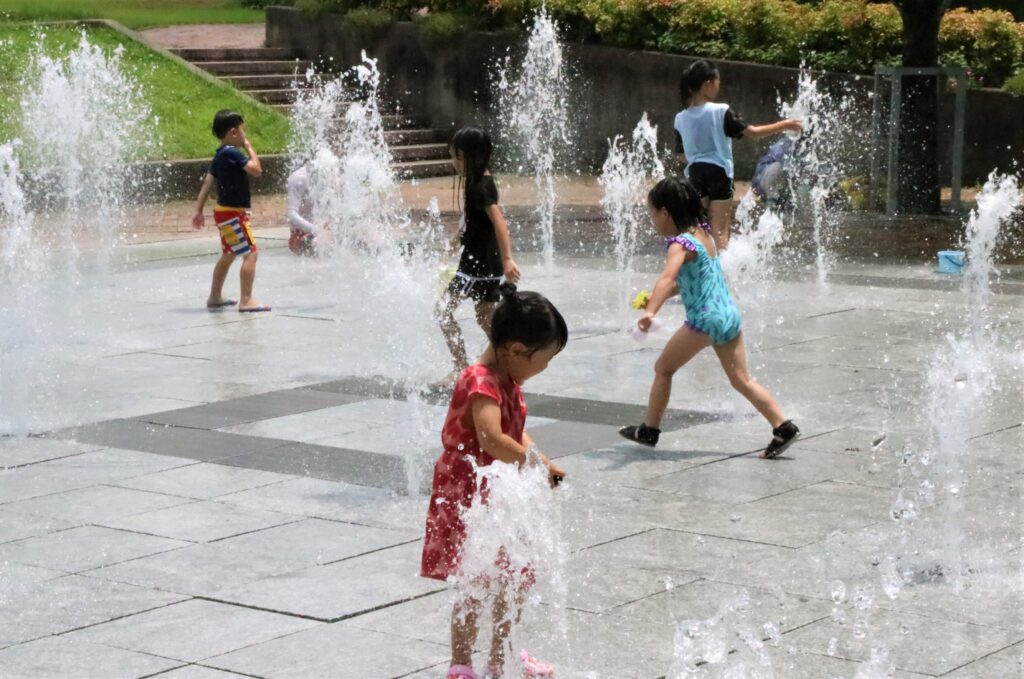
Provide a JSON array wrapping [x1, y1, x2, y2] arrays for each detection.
[[497, 8, 572, 267], [599, 113, 664, 327], [721, 193, 786, 349], [454, 453, 568, 677], [667, 591, 775, 678], [0, 34, 150, 435], [289, 53, 450, 492], [778, 69, 856, 287], [18, 32, 150, 267]]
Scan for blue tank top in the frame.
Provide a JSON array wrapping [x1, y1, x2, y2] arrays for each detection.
[[674, 102, 735, 179]]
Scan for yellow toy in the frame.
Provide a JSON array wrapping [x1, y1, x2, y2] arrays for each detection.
[[631, 289, 650, 310]]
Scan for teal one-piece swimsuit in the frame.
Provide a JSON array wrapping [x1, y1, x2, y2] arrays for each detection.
[[667, 228, 742, 345]]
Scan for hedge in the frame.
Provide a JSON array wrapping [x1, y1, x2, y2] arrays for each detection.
[[294, 0, 1024, 89]]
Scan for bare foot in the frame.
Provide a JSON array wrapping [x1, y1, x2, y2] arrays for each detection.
[[206, 298, 237, 309]]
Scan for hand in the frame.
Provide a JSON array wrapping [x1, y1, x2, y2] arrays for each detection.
[[547, 460, 566, 488], [637, 312, 655, 332], [503, 258, 520, 284], [191, 212, 205, 230]]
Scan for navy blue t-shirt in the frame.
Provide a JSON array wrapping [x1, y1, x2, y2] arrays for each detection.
[[209, 145, 251, 208]]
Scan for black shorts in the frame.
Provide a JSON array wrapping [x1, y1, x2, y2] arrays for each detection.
[[688, 162, 734, 201], [446, 272, 501, 304]]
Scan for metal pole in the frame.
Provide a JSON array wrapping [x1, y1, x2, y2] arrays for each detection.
[[886, 73, 901, 216], [951, 68, 967, 213], [869, 71, 883, 210]]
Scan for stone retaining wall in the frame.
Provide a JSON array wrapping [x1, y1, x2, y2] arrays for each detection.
[[266, 6, 1024, 185]]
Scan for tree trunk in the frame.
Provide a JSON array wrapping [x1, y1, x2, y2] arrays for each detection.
[[894, 0, 947, 214]]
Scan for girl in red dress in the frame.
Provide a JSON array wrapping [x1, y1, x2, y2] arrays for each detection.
[[422, 283, 568, 679]]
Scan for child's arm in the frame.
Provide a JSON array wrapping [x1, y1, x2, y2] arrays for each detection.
[[486, 204, 520, 284], [639, 243, 689, 331], [472, 396, 528, 464], [741, 119, 802, 140], [192, 173, 215, 229], [522, 431, 566, 486], [241, 133, 262, 177]]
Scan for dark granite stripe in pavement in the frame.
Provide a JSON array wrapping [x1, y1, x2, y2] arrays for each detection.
[[139, 388, 368, 429], [523, 394, 726, 431]]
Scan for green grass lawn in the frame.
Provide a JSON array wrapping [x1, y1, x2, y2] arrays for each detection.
[[0, 23, 290, 161], [0, 0, 263, 30]]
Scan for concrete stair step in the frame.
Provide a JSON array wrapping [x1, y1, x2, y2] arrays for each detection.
[[249, 88, 304, 104], [390, 143, 450, 162], [202, 60, 312, 76], [394, 159, 455, 179], [225, 74, 304, 90], [171, 47, 298, 62], [384, 128, 450, 145]]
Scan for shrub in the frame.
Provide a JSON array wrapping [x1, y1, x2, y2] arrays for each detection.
[[580, 0, 680, 49], [1005, 68, 1024, 94], [416, 10, 479, 49], [341, 7, 395, 43], [802, 0, 901, 72], [241, 0, 293, 8], [940, 8, 1022, 86]]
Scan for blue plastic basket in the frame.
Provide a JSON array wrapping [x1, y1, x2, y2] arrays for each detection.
[[937, 250, 964, 274]]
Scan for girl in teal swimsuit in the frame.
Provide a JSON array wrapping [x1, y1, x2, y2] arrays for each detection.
[[619, 177, 799, 459]]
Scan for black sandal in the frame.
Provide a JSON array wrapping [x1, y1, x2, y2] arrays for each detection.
[[618, 423, 661, 447], [763, 420, 800, 459]]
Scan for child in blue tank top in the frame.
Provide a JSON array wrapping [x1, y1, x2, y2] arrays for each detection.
[[674, 60, 802, 251], [619, 177, 799, 459]]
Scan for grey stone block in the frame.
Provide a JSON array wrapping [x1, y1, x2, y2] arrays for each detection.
[[91, 518, 408, 597], [217, 442, 407, 492], [138, 387, 366, 429], [0, 574, 185, 647], [112, 462, 291, 500], [2, 485, 189, 524], [151, 666, 251, 679], [209, 542, 443, 621], [784, 607, 1022, 676], [61, 420, 291, 462], [206, 623, 447, 678], [523, 394, 721, 431], [527, 420, 626, 459], [0, 437, 100, 469], [100, 500, 298, 543], [581, 528, 784, 575], [218, 476, 392, 520], [0, 636, 179, 678], [68, 599, 319, 663], [0, 525, 187, 573], [0, 510, 76, 546], [943, 641, 1023, 678]]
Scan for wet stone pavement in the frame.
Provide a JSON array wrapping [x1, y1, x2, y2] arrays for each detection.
[[0, 226, 1021, 679]]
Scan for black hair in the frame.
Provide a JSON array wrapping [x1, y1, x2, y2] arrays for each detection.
[[490, 283, 568, 355], [449, 126, 493, 190], [648, 177, 706, 232], [679, 59, 719, 106], [212, 110, 245, 139]]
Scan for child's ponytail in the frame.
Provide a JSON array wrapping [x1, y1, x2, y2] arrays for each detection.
[[680, 59, 720, 107]]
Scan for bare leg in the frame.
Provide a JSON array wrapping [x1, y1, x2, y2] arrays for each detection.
[[207, 252, 235, 306], [644, 325, 711, 429], [238, 250, 263, 309], [437, 287, 469, 374], [474, 301, 495, 338], [489, 587, 513, 673], [708, 199, 733, 251], [713, 332, 786, 427], [452, 597, 482, 668]]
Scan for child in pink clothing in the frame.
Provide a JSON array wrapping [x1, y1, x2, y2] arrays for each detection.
[[422, 283, 568, 679]]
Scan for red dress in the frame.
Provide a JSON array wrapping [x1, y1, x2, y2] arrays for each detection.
[[421, 364, 527, 581]]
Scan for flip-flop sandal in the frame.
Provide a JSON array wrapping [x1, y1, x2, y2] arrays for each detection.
[[447, 666, 476, 679], [206, 300, 237, 309], [238, 305, 272, 313], [520, 650, 554, 677]]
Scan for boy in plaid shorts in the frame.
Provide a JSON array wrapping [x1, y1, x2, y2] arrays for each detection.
[[192, 110, 270, 312]]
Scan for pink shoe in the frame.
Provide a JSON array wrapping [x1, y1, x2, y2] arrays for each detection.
[[520, 650, 554, 677], [447, 665, 476, 679]]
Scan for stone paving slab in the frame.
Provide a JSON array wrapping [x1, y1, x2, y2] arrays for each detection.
[[68, 599, 319, 663], [0, 575, 185, 649], [138, 387, 366, 429], [0, 438, 100, 469], [943, 640, 1024, 678], [1, 485, 190, 525], [99, 500, 299, 543], [152, 666, 251, 679], [784, 607, 1023, 676], [206, 624, 448, 678], [90, 518, 408, 598], [0, 636, 179, 679], [0, 510, 77, 545], [0, 525, 188, 574], [110, 461, 291, 500], [217, 476, 393, 520], [208, 542, 440, 622], [65, 420, 293, 462]]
